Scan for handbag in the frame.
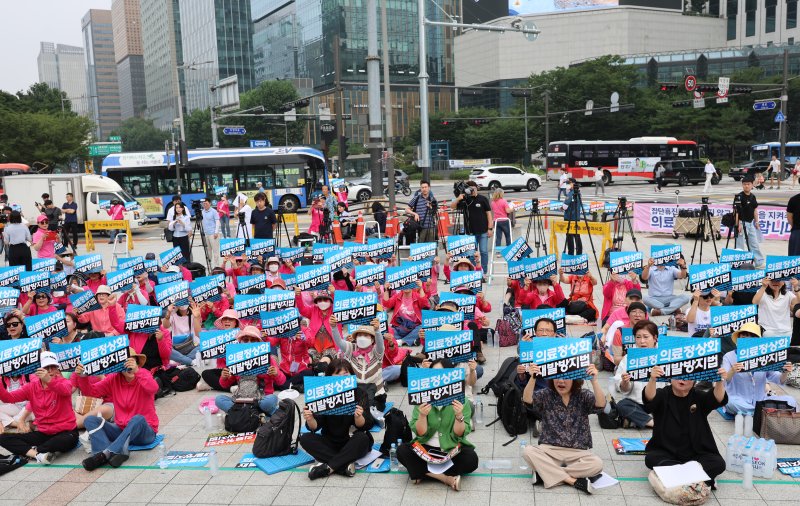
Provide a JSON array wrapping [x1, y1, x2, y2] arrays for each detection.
[[164, 228, 174, 242], [754, 399, 794, 435], [648, 470, 711, 505], [760, 407, 800, 444]]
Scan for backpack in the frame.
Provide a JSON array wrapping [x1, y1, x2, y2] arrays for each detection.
[[225, 402, 262, 434], [183, 262, 206, 280], [252, 398, 302, 458], [486, 381, 528, 445], [400, 353, 424, 387], [496, 319, 519, 347], [379, 407, 413, 456], [154, 367, 201, 394], [479, 356, 520, 397], [0, 454, 25, 476]]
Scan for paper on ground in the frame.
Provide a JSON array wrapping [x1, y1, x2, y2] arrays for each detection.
[[427, 460, 454, 474], [355, 449, 382, 469], [590, 472, 619, 489], [654, 461, 710, 488]]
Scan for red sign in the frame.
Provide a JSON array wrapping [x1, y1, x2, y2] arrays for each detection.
[[685, 75, 697, 92]]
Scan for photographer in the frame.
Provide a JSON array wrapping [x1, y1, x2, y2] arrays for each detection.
[[200, 199, 221, 267], [233, 193, 252, 240], [406, 180, 438, 243], [250, 193, 277, 240], [450, 181, 493, 272], [42, 200, 61, 232], [734, 175, 764, 268], [563, 178, 582, 255], [61, 193, 78, 252]]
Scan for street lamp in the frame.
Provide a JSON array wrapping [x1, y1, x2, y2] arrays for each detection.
[[174, 60, 214, 145], [510, 90, 531, 166]]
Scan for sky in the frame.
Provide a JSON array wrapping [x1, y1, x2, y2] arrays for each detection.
[[0, 0, 111, 94]]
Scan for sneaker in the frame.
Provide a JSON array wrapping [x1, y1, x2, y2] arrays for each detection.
[[344, 462, 356, 477], [81, 452, 108, 471], [475, 351, 487, 365], [308, 462, 331, 480], [107, 452, 129, 468], [196, 378, 211, 392], [650, 308, 662, 317], [35, 452, 55, 465], [79, 432, 92, 454], [573, 477, 594, 495]]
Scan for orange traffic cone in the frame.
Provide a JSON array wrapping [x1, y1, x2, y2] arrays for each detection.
[[387, 207, 400, 238], [437, 208, 451, 240], [332, 218, 344, 245], [355, 211, 366, 243], [385, 212, 396, 238]]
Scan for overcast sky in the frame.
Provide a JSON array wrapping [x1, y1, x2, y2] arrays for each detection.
[[0, 0, 111, 94]]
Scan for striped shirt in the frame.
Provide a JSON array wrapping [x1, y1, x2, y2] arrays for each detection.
[[332, 328, 386, 395]]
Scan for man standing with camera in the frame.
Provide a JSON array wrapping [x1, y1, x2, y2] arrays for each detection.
[[406, 180, 438, 243], [200, 199, 221, 267], [61, 193, 78, 253], [250, 193, 277, 240], [450, 181, 493, 272], [734, 175, 764, 268]]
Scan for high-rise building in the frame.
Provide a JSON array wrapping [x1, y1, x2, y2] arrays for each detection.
[[37, 42, 90, 116], [82, 9, 122, 140], [112, 0, 147, 120], [141, 0, 184, 131], [179, 0, 255, 112]]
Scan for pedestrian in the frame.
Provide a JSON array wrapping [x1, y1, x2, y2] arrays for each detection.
[[61, 193, 79, 252], [167, 202, 192, 262], [107, 199, 125, 244], [200, 198, 221, 267], [654, 162, 665, 192], [250, 193, 277, 240], [594, 167, 605, 196], [787, 191, 800, 255], [42, 200, 61, 231], [563, 179, 582, 255], [768, 155, 781, 190], [557, 168, 570, 201], [734, 175, 764, 268], [3, 211, 31, 270], [233, 193, 252, 240], [490, 188, 513, 249], [449, 181, 493, 272], [702, 159, 716, 194], [406, 180, 438, 243], [217, 195, 231, 238]]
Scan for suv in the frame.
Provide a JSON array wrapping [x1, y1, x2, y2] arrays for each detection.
[[729, 159, 790, 181], [348, 169, 409, 186], [468, 166, 541, 191], [659, 160, 722, 187]]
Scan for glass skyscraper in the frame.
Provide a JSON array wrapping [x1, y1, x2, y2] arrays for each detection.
[[141, 0, 184, 130]]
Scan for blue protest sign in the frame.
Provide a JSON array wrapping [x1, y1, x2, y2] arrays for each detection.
[[737, 336, 789, 373], [277, 247, 305, 263], [518, 338, 592, 379], [0, 288, 18, 310], [332, 290, 378, 327], [155, 270, 183, 285], [720, 248, 754, 268], [609, 251, 644, 275], [190, 274, 224, 304], [344, 242, 370, 262], [779, 459, 800, 478], [424, 330, 474, 363], [731, 269, 765, 292], [143, 259, 159, 274], [54, 242, 67, 255], [294, 264, 331, 291], [159, 247, 185, 267], [367, 238, 395, 260], [154, 280, 190, 308], [651, 244, 682, 267], [199, 328, 239, 360], [656, 336, 721, 382], [0, 266, 24, 287], [304, 375, 358, 415], [118, 256, 146, 276], [450, 270, 482, 295], [508, 259, 532, 280], [107, 268, 135, 293], [220, 238, 246, 258], [412, 260, 433, 282], [710, 305, 757, 338], [355, 264, 385, 286], [124, 304, 162, 334], [32, 258, 56, 272], [312, 243, 339, 262], [214, 185, 227, 196], [766, 255, 800, 281], [233, 294, 271, 319], [324, 249, 353, 272], [50, 272, 67, 293], [264, 289, 295, 312], [439, 292, 476, 320], [237, 274, 267, 295], [26, 310, 67, 343], [501, 238, 533, 263], [0, 337, 42, 376], [248, 239, 275, 259], [69, 289, 101, 315], [50, 342, 81, 372], [80, 335, 130, 376], [688, 263, 731, 293], [619, 327, 636, 351], [19, 270, 50, 294], [386, 263, 420, 291], [446, 235, 476, 259], [74, 254, 103, 274], [626, 346, 660, 381], [226, 342, 270, 376], [422, 310, 464, 330], [521, 308, 566, 337], [525, 254, 557, 281], [560, 254, 588, 275], [346, 311, 387, 336], [407, 367, 465, 407], [409, 242, 437, 262], [260, 308, 301, 338]]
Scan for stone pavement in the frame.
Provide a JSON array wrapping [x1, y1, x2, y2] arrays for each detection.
[[12, 214, 800, 506]]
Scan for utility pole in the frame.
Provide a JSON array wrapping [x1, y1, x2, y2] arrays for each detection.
[[334, 35, 346, 177], [417, 0, 431, 181], [366, 0, 383, 197], [542, 90, 550, 161], [381, 0, 396, 209], [779, 48, 789, 190]]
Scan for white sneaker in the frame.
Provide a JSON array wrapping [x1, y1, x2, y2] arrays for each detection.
[[35, 452, 55, 465], [229, 385, 239, 396], [79, 432, 92, 453], [196, 378, 211, 392]]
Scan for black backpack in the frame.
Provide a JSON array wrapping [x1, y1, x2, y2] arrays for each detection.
[[0, 454, 25, 476], [486, 381, 528, 446], [379, 407, 413, 456], [252, 398, 301, 458], [225, 402, 262, 434], [479, 356, 520, 397], [153, 367, 201, 395]]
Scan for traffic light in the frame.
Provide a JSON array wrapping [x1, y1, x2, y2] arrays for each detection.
[[672, 101, 693, 108], [472, 119, 490, 125], [340, 136, 350, 160], [177, 139, 188, 166], [659, 83, 679, 91], [441, 120, 452, 126]]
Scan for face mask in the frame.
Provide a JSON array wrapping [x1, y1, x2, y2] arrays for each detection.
[[317, 300, 331, 311], [268, 265, 279, 273], [356, 336, 372, 349]]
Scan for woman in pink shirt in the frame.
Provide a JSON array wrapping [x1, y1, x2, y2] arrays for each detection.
[[382, 280, 430, 346], [22, 292, 57, 316], [76, 349, 159, 470], [308, 198, 325, 236], [32, 215, 57, 259], [107, 200, 125, 244], [217, 196, 231, 238], [77, 285, 126, 336], [491, 189, 513, 248]]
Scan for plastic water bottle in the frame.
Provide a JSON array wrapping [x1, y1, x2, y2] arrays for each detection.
[[208, 448, 219, 476], [389, 443, 399, 471], [764, 440, 776, 478], [751, 441, 763, 478], [203, 406, 213, 430], [158, 442, 167, 472], [744, 413, 754, 437], [474, 395, 484, 425], [734, 413, 744, 435], [519, 440, 529, 470], [742, 440, 753, 489], [725, 437, 735, 471], [217, 412, 224, 430]]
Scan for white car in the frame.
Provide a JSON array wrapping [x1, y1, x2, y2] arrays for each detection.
[[346, 182, 373, 202], [469, 166, 542, 191]]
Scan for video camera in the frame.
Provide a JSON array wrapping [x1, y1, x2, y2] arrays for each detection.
[[453, 181, 477, 198], [190, 199, 203, 215]]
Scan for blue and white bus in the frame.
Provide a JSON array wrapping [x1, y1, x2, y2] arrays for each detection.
[[101, 146, 329, 219], [751, 142, 800, 164]]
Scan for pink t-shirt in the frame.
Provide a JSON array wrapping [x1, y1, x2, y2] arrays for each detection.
[[32, 229, 55, 259], [491, 198, 510, 220], [218, 200, 230, 217]]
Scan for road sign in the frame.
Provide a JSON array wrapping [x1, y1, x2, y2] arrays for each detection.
[[717, 77, 730, 96], [684, 75, 697, 92], [249, 140, 271, 148], [753, 101, 777, 111], [88, 142, 122, 157], [223, 127, 246, 135], [693, 98, 705, 109], [775, 111, 786, 123], [108, 136, 121, 142], [716, 97, 728, 104]]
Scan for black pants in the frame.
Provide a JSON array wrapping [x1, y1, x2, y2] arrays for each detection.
[[397, 443, 479, 480], [7, 243, 31, 270], [62, 222, 78, 251], [0, 429, 79, 456], [201, 368, 231, 392], [644, 449, 725, 481], [275, 369, 314, 390], [173, 235, 192, 262], [790, 229, 800, 256], [565, 234, 583, 255], [299, 431, 373, 472], [566, 300, 597, 321]]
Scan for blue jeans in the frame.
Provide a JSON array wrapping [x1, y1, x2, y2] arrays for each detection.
[[616, 399, 652, 428], [170, 346, 198, 366], [495, 220, 511, 247], [399, 325, 423, 346], [557, 187, 566, 201], [220, 214, 231, 238], [642, 293, 692, 315], [85, 414, 155, 456], [735, 221, 764, 266], [474, 233, 489, 272], [215, 394, 278, 415], [383, 365, 401, 383]]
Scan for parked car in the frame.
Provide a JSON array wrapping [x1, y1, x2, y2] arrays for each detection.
[[659, 159, 722, 187], [348, 169, 409, 186], [729, 159, 791, 181], [347, 182, 373, 202], [468, 166, 541, 191]]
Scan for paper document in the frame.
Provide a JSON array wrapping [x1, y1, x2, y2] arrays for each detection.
[[427, 460, 454, 474], [589, 472, 619, 489], [653, 461, 710, 488], [355, 449, 382, 469]]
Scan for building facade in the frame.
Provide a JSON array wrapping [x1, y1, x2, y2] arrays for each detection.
[[112, 0, 147, 120], [82, 9, 122, 140], [37, 42, 90, 116], [141, 0, 184, 131], [725, 0, 799, 46]]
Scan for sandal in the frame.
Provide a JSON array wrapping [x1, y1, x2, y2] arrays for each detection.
[[450, 475, 461, 491]]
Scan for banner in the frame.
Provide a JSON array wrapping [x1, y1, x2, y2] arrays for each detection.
[[80, 335, 130, 376], [386, 263, 420, 291], [720, 248, 754, 268], [737, 336, 789, 373], [609, 251, 644, 275], [49, 272, 67, 293], [332, 291, 378, 326], [118, 256, 146, 276], [74, 254, 103, 274], [220, 238, 246, 258], [159, 247, 185, 267], [355, 264, 385, 286], [409, 242, 437, 262], [0, 337, 42, 376], [106, 268, 135, 293], [226, 342, 271, 376], [343, 242, 370, 262], [521, 308, 566, 337], [304, 375, 358, 415], [710, 305, 757, 339], [248, 238, 275, 259], [260, 308, 301, 338], [199, 329, 239, 360], [508, 259, 533, 281], [560, 254, 588, 275], [312, 243, 339, 262], [206, 433, 257, 448], [156, 271, 183, 285], [124, 304, 162, 334], [19, 271, 50, 295], [32, 258, 56, 272], [294, 264, 331, 291], [324, 249, 353, 272], [190, 274, 224, 304], [450, 270, 482, 295], [0, 266, 24, 287], [518, 338, 592, 379], [422, 310, 464, 330], [161, 451, 209, 468], [501, 238, 533, 263], [236, 274, 267, 295], [526, 254, 557, 281], [446, 235, 476, 259], [651, 244, 682, 267], [154, 280, 189, 308], [50, 342, 81, 372], [233, 294, 271, 319], [731, 269, 765, 293], [278, 247, 305, 263], [688, 263, 731, 293], [26, 310, 67, 343], [407, 367, 465, 407], [653, 336, 721, 382], [69, 289, 101, 315], [439, 292, 476, 321], [765, 255, 800, 281], [264, 289, 295, 312], [424, 330, 474, 363], [367, 238, 395, 260]]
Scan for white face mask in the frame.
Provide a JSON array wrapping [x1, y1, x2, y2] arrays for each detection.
[[268, 265, 279, 273], [356, 336, 372, 349], [316, 300, 331, 311]]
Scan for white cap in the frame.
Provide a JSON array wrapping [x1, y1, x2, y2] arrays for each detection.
[[40, 351, 60, 369]]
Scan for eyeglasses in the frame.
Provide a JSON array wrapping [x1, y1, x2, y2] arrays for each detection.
[[6, 322, 21, 328], [34, 295, 47, 300], [39, 220, 48, 224]]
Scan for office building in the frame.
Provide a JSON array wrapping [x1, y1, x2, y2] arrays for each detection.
[[37, 42, 90, 116], [112, 0, 147, 120], [82, 9, 122, 140], [141, 0, 184, 131], [725, 0, 799, 46], [179, 0, 255, 112]]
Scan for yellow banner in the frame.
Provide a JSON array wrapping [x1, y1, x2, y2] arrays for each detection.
[[84, 221, 133, 251], [551, 220, 611, 235], [135, 197, 164, 216]]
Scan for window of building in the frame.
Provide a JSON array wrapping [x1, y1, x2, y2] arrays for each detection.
[[789, 0, 798, 29], [766, 0, 777, 32], [745, 0, 756, 36]]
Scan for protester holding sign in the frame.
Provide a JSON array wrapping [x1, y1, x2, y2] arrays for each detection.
[[601, 272, 641, 324], [197, 309, 242, 392], [443, 252, 482, 284], [641, 256, 691, 316], [559, 268, 598, 323], [0, 310, 28, 341], [76, 285, 125, 336], [613, 321, 658, 429], [0, 351, 78, 464], [527, 275, 566, 310], [164, 302, 203, 366], [383, 280, 430, 346], [686, 289, 722, 337], [295, 288, 339, 374], [608, 302, 649, 366], [753, 278, 799, 337], [21, 292, 56, 317]]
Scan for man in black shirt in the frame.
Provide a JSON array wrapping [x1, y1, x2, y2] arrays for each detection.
[[250, 193, 276, 240], [450, 181, 493, 271], [733, 175, 764, 268], [787, 192, 800, 255]]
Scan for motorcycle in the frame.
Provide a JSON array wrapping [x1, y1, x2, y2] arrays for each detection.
[[383, 180, 412, 197]]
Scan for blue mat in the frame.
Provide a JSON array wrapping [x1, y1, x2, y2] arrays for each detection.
[[300, 402, 395, 434], [717, 407, 735, 421], [364, 443, 390, 473], [253, 449, 314, 475], [77, 433, 164, 452]]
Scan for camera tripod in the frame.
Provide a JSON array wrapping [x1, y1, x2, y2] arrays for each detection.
[[562, 188, 602, 276], [274, 207, 294, 248], [608, 197, 638, 253], [524, 199, 548, 256], [688, 198, 720, 267], [189, 210, 213, 271]]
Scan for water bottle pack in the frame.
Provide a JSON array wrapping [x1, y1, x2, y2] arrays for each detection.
[[725, 434, 777, 478]]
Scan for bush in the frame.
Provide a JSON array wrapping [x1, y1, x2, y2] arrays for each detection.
[[716, 160, 731, 173], [449, 170, 472, 180]]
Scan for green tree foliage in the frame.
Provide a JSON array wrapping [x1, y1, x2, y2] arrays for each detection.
[[111, 117, 171, 152], [185, 108, 213, 148], [238, 80, 307, 146]]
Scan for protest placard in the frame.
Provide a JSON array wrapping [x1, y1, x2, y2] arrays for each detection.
[[294, 264, 331, 291], [49, 272, 67, 293], [233, 294, 271, 319], [324, 249, 354, 271], [264, 289, 295, 312], [118, 256, 146, 276], [651, 244, 682, 267], [50, 342, 81, 372], [521, 308, 566, 337], [501, 238, 533, 263], [439, 292, 476, 320], [560, 254, 589, 275], [214, 185, 227, 196], [32, 258, 56, 272], [344, 242, 370, 262], [260, 308, 301, 338], [386, 263, 420, 291], [655, 336, 721, 382], [162, 451, 210, 468], [765, 255, 800, 281], [508, 259, 533, 280], [236, 274, 267, 295], [354, 264, 385, 286], [154, 280, 189, 308], [409, 242, 437, 262], [0, 266, 24, 287], [0, 337, 42, 376], [720, 248, 754, 268], [778, 459, 800, 478], [26, 310, 67, 343], [143, 260, 159, 274], [80, 335, 130, 376], [609, 251, 644, 275], [190, 274, 224, 304], [731, 269, 765, 292], [106, 268, 135, 293], [333, 291, 378, 326], [74, 254, 103, 274], [159, 247, 184, 267], [446, 235, 476, 259], [226, 342, 270, 376], [710, 305, 757, 338], [199, 329, 239, 360], [69, 289, 101, 315], [525, 254, 558, 281], [156, 270, 183, 285], [737, 336, 789, 373], [206, 433, 257, 447], [304, 375, 358, 415], [277, 247, 305, 263], [422, 310, 464, 330], [688, 263, 732, 293], [518, 338, 592, 379], [312, 243, 339, 262], [248, 239, 275, 259], [19, 271, 50, 295], [124, 304, 162, 334], [450, 270, 482, 295], [367, 238, 394, 260], [620, 328, 636, 351], [424, 330, 474, 363], [407, 367, 465, 407], [220, 238, 246, 258]]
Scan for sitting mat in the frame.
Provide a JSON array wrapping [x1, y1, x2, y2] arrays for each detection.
[[253, 449, 314, 475], [365, 443, 390, 473], [716, 407, 735, 421]]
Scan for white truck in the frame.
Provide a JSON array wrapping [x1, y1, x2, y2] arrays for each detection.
[[3, 174, 146, 229]]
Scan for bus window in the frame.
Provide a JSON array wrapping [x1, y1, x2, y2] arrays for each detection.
[[242, 167, 275, 190], [187, 171, 205, 193], [275, 166, 302, 188], [158, 172, 185, 194], [206, 170, 235, 196], [645, 145, 661, 157], [120, 173, 154, 196]]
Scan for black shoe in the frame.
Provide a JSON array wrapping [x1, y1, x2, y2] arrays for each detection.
[[308, 462, 331, 480], [573, 477, 594, 495], [335, 462, 356, 477], [82, 452, 108, 471], [107, 452, 129, 468]]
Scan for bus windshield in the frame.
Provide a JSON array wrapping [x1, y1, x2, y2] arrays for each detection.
[[750, 142, 800, 163]]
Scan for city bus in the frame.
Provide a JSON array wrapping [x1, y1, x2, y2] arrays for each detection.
[[750, 142, 800, 164], [101, 146, 329, 219], [0, 163, 30, 195], [546, 137, 700, 185]]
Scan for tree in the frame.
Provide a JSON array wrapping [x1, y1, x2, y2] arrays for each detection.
[[185, 108, 212, 148], [238, 80, 307, 146], [111, 117, 171, 152], [15, 83, 70, 115], [0, 111, 93, 166]]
